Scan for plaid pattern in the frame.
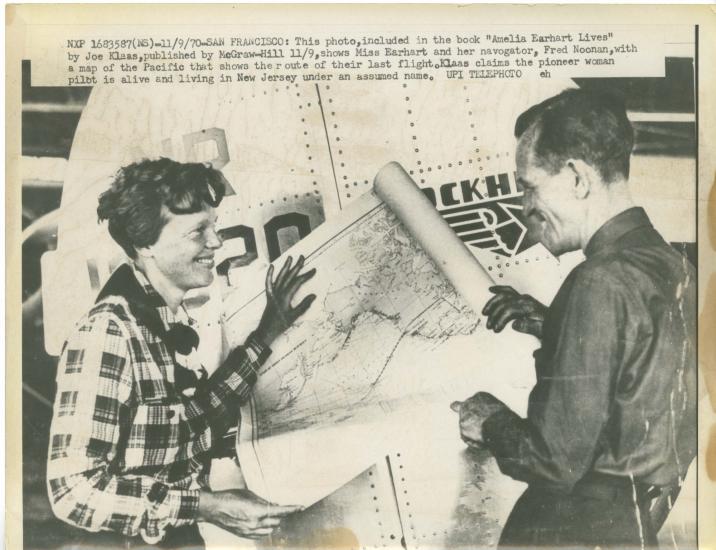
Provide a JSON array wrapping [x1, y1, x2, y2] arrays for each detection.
[[47, 266, 270, 543]]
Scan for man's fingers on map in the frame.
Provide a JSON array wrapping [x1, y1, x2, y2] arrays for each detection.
[[513, 317, 542, 337], [484, 292, 545, 335], [482, 296, 512, 320], [490, 303, 525, 332], [482, 289, 517, 315], [489, 285, 517, 294], [484, 299, 519, 330]]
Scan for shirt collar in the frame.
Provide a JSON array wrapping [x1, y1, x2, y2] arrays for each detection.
[[129, 263, 195, 330], [584, 207, 653, 258]]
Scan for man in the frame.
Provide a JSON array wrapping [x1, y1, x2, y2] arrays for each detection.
[[47, 158, 316, 548], [453, 89, 696, 548]]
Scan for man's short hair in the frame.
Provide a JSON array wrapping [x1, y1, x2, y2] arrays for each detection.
[[97, 158, 227, 258], [514, 88, 634, 183]]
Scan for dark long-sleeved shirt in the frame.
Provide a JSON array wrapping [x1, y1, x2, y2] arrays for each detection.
[[481, 207, 697, 492]]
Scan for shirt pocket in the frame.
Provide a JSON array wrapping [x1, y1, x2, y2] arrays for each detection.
[[125, 400, 186, 468]]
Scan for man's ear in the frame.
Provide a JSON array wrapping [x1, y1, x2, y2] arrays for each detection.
[[565, 159, 595, 200]]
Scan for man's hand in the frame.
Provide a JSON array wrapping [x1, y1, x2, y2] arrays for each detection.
[[451, 392, 506, 448], [255, 255, 316, 346], [482, 285, 547, 339], [197, 488, 302, 539]]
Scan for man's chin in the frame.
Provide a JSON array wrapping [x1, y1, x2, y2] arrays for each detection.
[[540, 237, 562, 257], [542, 240, 579, 258]]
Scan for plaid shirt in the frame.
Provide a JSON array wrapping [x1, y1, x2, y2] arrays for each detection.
[[47, 266, 270, 543]]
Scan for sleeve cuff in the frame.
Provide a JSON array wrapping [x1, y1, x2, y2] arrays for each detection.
[[245, 331, 272, 366], [220, 332, 271, 388], [142, 486, 200, 543], [177, 489, 201, 522], [482, 406, 525, 456]]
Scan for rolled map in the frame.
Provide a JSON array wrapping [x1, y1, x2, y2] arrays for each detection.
[[374, 161, 495, 314]]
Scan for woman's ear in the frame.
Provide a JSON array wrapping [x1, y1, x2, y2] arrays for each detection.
[[135, 245, 153, 259]]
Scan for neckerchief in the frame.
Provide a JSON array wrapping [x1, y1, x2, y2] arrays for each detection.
[[95, 264, 206, 395]]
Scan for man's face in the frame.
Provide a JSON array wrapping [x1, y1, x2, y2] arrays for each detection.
[[147, 204, 222, 292], [516, 132, 582, 256]]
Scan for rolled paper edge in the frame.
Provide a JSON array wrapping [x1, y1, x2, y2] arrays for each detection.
[[374, 161, 494, 314]]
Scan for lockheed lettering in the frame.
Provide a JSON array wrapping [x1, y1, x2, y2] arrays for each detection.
[[420, 173, 535, 257]]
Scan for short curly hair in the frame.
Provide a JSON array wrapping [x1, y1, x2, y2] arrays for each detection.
[[97, 158, 227, 258]]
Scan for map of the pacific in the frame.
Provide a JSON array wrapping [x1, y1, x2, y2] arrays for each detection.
[[223, 191, 490, 438]]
